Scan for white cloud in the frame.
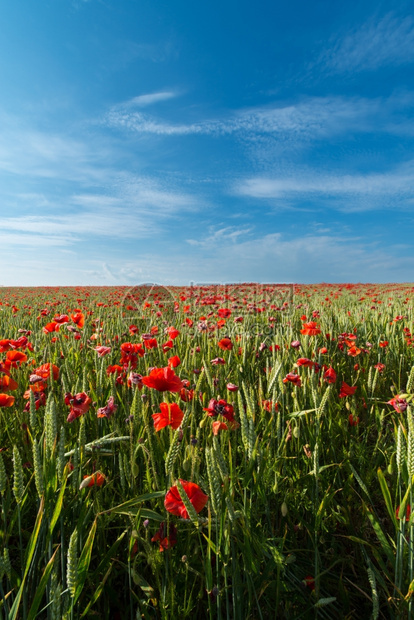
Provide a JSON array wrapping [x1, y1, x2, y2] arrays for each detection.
[[236, 160, 414, 211], [0, 231, 74, 247], [320, 13, 414, 73], [0, 172, 202, 246], [105, 94, 413, 142], [124, 91, 178, 107], [187, 225, 253, 247]]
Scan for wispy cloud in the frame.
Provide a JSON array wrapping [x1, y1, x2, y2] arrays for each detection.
[[319, 13, 414, 74], [106, 94, 414, 142], [123, 91, 179, 107], [236, 160, 414, 212], [1, 177, 201, 242], [186, 225, 253, 247]]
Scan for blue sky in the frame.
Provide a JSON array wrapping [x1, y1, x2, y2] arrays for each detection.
[[1, 0, 414, 285]]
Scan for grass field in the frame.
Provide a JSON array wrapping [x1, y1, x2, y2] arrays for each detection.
[[0, 283, 413, 619]]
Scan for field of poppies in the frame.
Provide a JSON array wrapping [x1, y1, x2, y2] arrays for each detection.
[[0, 283, 414, 619]]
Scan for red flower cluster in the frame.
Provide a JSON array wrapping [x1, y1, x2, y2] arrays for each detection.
[[204, 398, 238, 434]]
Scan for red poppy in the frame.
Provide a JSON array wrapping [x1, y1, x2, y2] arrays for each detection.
[[168, 355, 181, 368], [152, 402, 184, 431], [379, 341, 389, 348], [79, 471, 106, 489], [143, 338, 158, 350], [0, 340, 11, 353], [97, 396, 117, 419], [151, 522, 178, 552], [396, 504, 411, 521], [0, 362, 10, 376], [218, 338, 233, 350], [0, 394, 15, 407], [339, 382, 357, 398], [142, 367, 183, 393], [107, 364, 124, 376], [10, 336, 29, 349], [348, 413, 360, 426], [66, 392, 92, 423], [162, 340, 174, 352], [34, 363, 59, 381], [129, 324, 139, 334], [262, 400, 279, 412], [283, 372, 301, 387], [164, 480, 208, 519], [165, 327, 180, 339], [24, 392, 46, 411], [374, 363, 385, 373], [323, 367, 337, 384], [120, 342, 134, 354], [135, 343, 146, 357], [94, 346, 111, 357], [218, 308, 231, 318], [26, 380, 46, 394], [303, 575, 315, 591], [212, 420, 228, 435], [54, 314, 70, 324], [296, 358, 313, 368], [6, 350, 28, 367], [347, 345, 361, 357], [127, 372, 143, 389], [0, 375, 18, 392], [71, 312, 85, 328], [180, 387, 194, 402], [211, 357, 225, 365], [204, 398, 235, 421], [387, 396, 408, 413], [43, 322, 60, 334], [300, 322, 321, 336], [226, 383, 239, 392]]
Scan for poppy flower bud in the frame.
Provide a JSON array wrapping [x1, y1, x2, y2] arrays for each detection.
[[226, 383, 238, 392]]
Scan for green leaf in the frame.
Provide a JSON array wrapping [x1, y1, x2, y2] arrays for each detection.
[[74, 518, 97, 604], [397, 475, 414, 526], [139, 508, 164, 522], [80, 564, 113, 618], [100, 490, 166, 515], [27, 547, 59, 620], [364, 503, 395, 564], [131, 570, 155, 597], [377, 468, 398, 530], [9, 497, 45, 620], [49, 477, 67, 535]]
